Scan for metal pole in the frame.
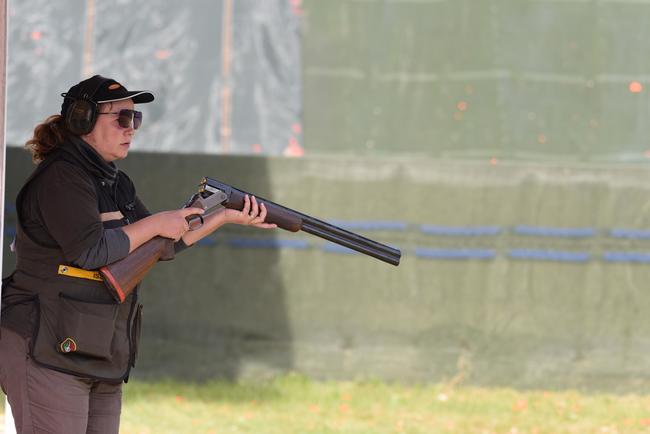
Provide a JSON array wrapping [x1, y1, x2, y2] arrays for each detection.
[[220, 0, 233, 153], [82, 0, 95, 78]]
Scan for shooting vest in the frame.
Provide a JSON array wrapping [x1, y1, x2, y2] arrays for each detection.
[[2, 144, 143, 382]]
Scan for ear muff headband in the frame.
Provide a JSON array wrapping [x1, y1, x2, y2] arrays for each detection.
[[64, 76, 109, 135]]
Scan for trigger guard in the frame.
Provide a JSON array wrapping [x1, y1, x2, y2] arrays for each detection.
[[189, 215, 204, 231]]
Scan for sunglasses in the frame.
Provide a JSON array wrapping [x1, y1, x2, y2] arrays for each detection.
[[98, 109, 143, 130]]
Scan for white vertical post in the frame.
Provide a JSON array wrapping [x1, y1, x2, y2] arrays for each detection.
[[0, 0, 11, 432], [4, 401, 15, 434]]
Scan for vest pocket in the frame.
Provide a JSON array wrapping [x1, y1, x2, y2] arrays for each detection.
[[131, 303, 143, 367], [56, 293, 119, 360]]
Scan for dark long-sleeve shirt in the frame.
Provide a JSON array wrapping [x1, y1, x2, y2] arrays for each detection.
[[19, 160, 137, 269]]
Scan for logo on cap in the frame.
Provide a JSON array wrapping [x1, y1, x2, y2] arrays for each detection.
[[108, 83, 121, 90]]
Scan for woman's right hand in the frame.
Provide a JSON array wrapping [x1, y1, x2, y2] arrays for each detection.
[[153, 207, 205, 241]]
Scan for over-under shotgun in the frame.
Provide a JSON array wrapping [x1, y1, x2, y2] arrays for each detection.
[[100, 177, 401, 302]]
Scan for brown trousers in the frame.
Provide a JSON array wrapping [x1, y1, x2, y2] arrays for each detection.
[[0, 327, 122, 434]]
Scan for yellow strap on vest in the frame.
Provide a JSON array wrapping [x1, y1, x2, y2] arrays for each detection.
[[57, 265, 103, 282]]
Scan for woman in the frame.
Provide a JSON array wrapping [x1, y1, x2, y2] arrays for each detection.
[[0, 75, 276, 434]]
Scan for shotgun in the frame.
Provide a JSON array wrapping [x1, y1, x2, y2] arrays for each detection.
[[100, 177, 401, 303]]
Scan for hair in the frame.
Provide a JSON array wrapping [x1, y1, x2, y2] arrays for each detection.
[[24, 103, 113, 163], [24, 114, 73, 164]]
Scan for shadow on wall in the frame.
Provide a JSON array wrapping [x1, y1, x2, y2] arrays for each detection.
[[2, 147, 293, 381]]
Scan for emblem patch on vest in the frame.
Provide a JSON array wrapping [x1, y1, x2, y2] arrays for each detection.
[[59, 337, 78, 353]]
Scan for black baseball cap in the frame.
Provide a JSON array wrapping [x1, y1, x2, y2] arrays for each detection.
[[60, 74, 154, 116]]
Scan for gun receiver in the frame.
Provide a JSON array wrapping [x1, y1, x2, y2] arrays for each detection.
[[100, 178, 401, 303]]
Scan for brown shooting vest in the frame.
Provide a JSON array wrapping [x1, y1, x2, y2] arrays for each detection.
[[2, 149, 142, 382]]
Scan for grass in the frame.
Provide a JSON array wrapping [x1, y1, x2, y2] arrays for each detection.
[[5, 373, 650, 433], [118, 374, 650, 434]]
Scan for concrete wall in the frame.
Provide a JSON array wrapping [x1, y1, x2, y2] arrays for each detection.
[[5, 147, 650, 391]]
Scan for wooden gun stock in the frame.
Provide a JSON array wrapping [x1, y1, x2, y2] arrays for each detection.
[[99, 188, 225, 303], [100, 236, 175, 303]]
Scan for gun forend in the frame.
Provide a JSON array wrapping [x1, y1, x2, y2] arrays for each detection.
[[200, 178, 302, 232], [200, 177, 401, 266]]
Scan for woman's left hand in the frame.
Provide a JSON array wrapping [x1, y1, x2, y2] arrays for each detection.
[[224, 194, 277, 229]]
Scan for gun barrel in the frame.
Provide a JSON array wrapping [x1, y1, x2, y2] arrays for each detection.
[[202, 177, 402, 266], [302, 219, 401, 266]]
